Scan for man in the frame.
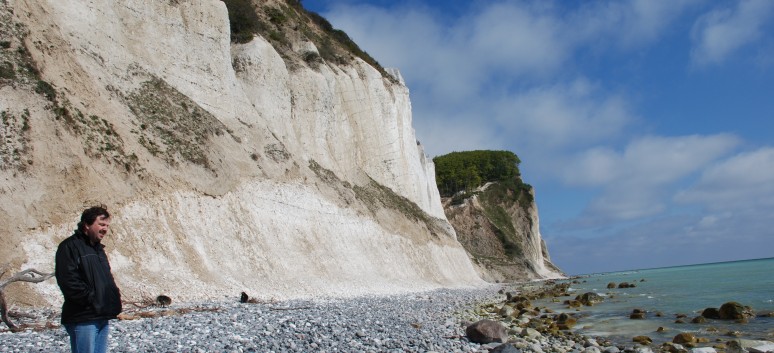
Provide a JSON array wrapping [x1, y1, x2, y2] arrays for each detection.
[[55, 206, 122, 353]]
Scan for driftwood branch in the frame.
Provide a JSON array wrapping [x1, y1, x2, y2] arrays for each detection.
[[0, 264, 55, 332], [0, 269, 54, 290]]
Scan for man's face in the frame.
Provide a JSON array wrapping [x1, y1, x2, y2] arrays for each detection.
[[84, 215, 111, 244]]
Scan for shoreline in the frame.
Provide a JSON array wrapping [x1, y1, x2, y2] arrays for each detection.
[[1, 282, 772, 352], [485, 279, 774, 352]]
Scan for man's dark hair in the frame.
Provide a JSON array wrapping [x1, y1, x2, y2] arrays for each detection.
[[78, 206, 110, 232]]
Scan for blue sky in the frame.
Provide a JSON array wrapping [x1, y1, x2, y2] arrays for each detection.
[[303, 0, 774, 275]]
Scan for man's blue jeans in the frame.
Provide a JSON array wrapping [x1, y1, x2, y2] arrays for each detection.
[[63, 320, 110, 353]]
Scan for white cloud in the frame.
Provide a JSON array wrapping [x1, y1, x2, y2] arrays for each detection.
[[570, 0, 701, 48], [415, 114, 505, 157], [322, 4, 464, 93], [565, 134, 741, 187], [324, 2, 573, 101], [675, 147, 774, 209], [493, 79, 635, 150], [320, 1, 705, 159], [463, 2, 567, 77], [691, 0, 774, 67], [562, 134, 741, 223]]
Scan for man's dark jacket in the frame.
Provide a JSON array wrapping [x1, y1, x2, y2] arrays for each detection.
[[55, 230, 122, 324]]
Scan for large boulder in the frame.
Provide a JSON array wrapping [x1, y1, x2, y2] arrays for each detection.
[[465, 319, 507, 344], [718, 302, 755, 320], [673, 332, 697, 345], [701, 308, 721, 319], [576, 292, 604, 306]]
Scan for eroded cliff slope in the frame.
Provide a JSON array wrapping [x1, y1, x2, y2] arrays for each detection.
[[0, 0, 483, 306], [434, 151, 564, 282], [443, 183, 564, 282]]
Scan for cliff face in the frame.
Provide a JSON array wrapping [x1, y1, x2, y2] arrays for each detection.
[[0, 0, 483, 306], [443, 183, 564, 282]]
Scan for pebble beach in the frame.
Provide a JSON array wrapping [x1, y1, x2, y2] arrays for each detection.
[[5, 286, 495, 353], [1, 285, 583, 353], [1, 282, 772, 353]]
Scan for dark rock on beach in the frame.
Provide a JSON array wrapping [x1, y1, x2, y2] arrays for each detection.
[[465, 319, 507, 344]]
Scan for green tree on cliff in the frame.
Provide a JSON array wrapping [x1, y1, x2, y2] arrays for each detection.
[[433, 150, 526, 197]]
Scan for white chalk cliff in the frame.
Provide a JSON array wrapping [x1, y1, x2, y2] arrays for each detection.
[[0, 0, 559, 307], [0, 0, 486, 306]]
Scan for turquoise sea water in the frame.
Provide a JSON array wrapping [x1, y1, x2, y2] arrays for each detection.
[[538, 257, 774, 345]]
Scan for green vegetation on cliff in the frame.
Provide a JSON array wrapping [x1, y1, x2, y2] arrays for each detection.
[[220, 0, 388, 77], [436, 150, 537, 266], [433, 150, 530, 197]]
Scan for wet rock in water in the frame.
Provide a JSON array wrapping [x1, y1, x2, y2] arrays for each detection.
[[630, 309, 646, 320], [576, 292, 604, 306], [555, 313, 577, 330], [465, 319, 507, 344], [660, 342, 684, 353], [656, 327, 667, 333], [607, 282, 617, 289], [702, 308, 721, 319], [692, 316, 707, 324], [633, 336, 653, 345], [718, 302, 755, 320], [565, 299, 583, 308], [757, 310, 774, 318], [618, 282, 636, 288], [673, 332, 697, 345]]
